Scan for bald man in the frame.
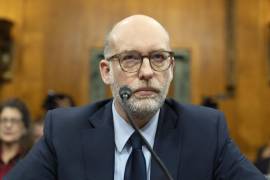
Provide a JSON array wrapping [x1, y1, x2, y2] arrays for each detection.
[[5, 15, 265, 180]]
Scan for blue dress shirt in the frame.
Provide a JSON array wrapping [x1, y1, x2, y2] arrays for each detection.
[[112, 102, 159, 180]]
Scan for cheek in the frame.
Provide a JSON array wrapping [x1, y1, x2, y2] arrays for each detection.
[[157, 70, 173, 84], [165, 67, 174, 82], [0, 126, 26, 142], [13, 126, 26, 137], [111, 67, 136, 85]]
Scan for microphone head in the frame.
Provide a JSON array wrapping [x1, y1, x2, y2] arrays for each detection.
[[119, 86, 132, 100]]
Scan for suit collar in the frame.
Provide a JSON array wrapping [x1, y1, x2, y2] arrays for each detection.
[[88, 100, 113, 128], [151, 100, 182, 180], [82, 100, 115, 180]]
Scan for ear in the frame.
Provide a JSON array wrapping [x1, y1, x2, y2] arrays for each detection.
[[99, 59, 113, 85]]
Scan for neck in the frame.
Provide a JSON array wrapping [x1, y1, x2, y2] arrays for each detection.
[[128, 111, 155, 128], [1, 142, 20, 164]]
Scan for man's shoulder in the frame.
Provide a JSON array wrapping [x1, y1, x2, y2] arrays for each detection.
[[164, 98, 224, 126], [45, 99, 113, 127], [51, 98, 112, 115], [165, 98, 221, 116]]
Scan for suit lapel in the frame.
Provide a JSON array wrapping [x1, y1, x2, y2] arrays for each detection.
[[150, 102, 183, 180], [81, 101, 115, 180], [80, 99, 183, 180]]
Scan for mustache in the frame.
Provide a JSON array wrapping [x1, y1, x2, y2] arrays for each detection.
[[132, 86, 160, 93], [114, 80, 166, 97], [128, 82, 161, 94]]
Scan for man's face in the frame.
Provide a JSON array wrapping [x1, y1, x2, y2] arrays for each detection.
[[100, 17, 174, 118], [109, 51, 173, 118]]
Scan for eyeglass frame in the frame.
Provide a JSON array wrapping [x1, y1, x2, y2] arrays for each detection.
[[106, 50, 175, 73]]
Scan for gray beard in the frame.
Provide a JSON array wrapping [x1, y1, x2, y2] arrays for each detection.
[[121, 94, 165, 120], [112, 83, 167, 120]]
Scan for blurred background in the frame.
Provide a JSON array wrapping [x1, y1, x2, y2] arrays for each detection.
[[0, 0, 269, 162]]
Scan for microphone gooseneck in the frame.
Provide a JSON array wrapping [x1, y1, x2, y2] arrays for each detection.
[[119, 86, 173, 180]]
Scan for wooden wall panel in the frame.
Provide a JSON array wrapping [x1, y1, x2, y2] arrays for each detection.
[[232, 0, 270, 159], [0, 0, 269, 160], [0, 0, 48, 117]]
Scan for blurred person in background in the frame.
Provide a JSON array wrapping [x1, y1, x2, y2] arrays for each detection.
[[0, 98, 32, 179], [201, 96, 219, 109], [32, 118, 44, 143], [31, 92, 76, 143], [255, 141, 270, 175], [42, 91, 75, 111]]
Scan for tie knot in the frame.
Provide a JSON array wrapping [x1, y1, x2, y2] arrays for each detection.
[[129, 132, 143, 150]]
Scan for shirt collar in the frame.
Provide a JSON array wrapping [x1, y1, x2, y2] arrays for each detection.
[[112, 101, 160, 153]]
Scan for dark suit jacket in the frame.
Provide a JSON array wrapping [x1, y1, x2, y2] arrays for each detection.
[[5, 99, 265, 180]]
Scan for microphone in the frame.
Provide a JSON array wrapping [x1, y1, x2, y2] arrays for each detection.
[[119, 86, 173, 180], [119, 86, 132, 100]]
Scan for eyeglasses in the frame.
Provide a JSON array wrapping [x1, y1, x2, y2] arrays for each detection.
[[0, 117, 22, 125], [106, 50, 174, 73]]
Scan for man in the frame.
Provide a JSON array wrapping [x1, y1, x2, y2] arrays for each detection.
[[5, 15, 265, 180]]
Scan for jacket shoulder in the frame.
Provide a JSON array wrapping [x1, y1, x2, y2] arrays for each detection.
[[44, 99, 112, 132], [165, 98, 223, 120]]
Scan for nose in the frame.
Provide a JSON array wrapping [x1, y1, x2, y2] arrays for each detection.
[[138, 57, 154, 80], [4, 121, 13, 128]]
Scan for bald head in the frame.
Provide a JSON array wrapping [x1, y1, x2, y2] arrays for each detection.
[[104, 15, 171, 58]]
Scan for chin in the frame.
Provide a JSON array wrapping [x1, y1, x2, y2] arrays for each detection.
[[131, 97, 163, 113], [1, 136, 21, 144]]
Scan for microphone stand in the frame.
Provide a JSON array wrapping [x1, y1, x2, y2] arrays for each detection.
[[121, 93, 174, 180]]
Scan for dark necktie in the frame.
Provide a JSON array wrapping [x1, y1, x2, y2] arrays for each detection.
[[124, 132, 147, 180]]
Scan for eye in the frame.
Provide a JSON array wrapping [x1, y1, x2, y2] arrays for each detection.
[[151, 52, 168, 62], [0, 118, 7, 123], [120, 52, 141, 69]]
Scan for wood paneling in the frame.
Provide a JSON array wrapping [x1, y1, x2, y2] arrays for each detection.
[[0, 0, 269, 160], [231, 0, 270, 159], [0, 0, 46, 117]]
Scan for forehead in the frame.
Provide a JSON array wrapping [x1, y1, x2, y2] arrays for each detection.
[[0, 107, 22, 118], [109, 18, 170, 54]]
